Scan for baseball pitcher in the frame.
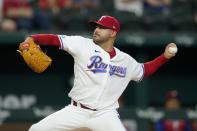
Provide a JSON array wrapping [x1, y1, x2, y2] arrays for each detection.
[[18, 15, 177, 131]]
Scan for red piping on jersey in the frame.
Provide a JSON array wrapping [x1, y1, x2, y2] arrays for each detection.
[[30, 34, 61, 47], [144, 54, 169, 78]]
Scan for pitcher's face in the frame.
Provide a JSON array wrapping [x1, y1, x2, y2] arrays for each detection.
[[93, 26, 112, 45]]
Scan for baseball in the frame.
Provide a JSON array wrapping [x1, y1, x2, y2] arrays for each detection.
[[168, 46, 178, 54]]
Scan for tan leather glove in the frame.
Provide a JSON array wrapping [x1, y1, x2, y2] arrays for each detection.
[[17, 37, 52, 73]]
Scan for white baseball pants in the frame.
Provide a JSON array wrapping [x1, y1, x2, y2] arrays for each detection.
[[28, 104, 126, 131]]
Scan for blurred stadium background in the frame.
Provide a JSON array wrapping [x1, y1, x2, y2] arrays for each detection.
[[0, 0, 197, 131]]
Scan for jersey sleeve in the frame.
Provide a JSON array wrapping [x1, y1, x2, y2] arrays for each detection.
[[128, 56, 144, 82], [58, 35, 87, 57]]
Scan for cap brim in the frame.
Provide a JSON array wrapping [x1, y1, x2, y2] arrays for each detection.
[[88, 21, 110, 29], [88, 21, 98, 27]]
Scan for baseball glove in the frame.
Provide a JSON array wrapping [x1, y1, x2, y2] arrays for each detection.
[[17, 37, 52, 73]]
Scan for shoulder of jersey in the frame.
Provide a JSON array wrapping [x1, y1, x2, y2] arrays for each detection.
[[115, 47, 131, 60], [79, 36, 93, 44], [81, 36, 92, 41]]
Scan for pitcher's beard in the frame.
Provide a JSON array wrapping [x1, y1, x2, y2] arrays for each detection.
[[93, 38, 100, 45]]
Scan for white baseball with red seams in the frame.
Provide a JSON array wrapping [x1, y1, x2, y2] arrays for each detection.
[[168, 46, 178, 54]]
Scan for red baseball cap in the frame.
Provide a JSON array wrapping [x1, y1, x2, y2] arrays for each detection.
[[89, 15, 120, 32]]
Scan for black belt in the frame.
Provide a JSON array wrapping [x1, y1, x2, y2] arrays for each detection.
[[72, 100, 97, 111]]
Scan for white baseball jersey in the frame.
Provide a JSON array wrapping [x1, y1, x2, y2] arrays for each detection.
[[58, 35, 144, 110]]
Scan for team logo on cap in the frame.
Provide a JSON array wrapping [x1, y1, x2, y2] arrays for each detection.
[[99, 16, 106, 21]]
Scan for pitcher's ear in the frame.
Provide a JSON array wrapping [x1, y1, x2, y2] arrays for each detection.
[[110, 30, 117, 37]]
